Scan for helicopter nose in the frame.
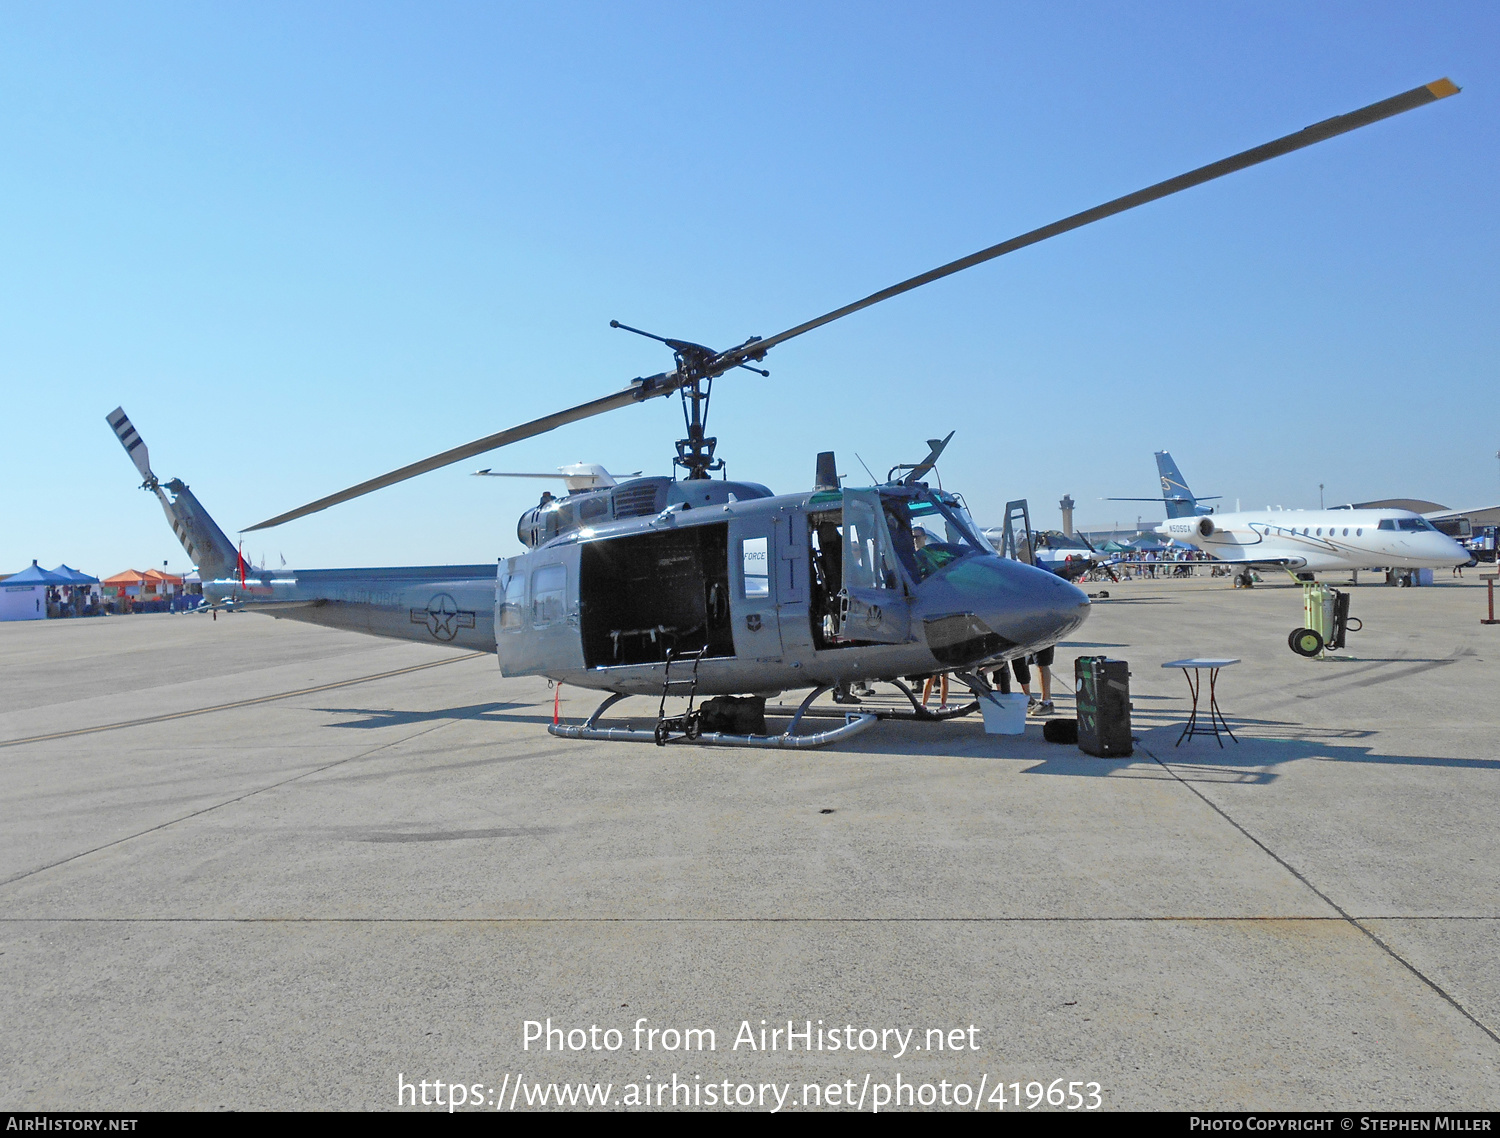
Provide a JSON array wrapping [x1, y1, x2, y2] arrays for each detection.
[[917, 555, 1091, 667]]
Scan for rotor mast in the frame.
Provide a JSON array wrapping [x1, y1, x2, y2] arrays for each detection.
[[610, 320, 769, 480], [674, 352, 719, 480]]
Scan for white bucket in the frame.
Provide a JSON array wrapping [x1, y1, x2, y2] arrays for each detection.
[[978, 691, 1029, 735]]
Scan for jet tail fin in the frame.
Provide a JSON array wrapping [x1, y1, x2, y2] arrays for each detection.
[[107, 408, 239, 581], [1155, 451, 1201, 519]]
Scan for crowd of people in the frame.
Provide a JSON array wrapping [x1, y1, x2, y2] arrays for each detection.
[[42, 584, 100, 618], [1082, 547, 1227, 583]]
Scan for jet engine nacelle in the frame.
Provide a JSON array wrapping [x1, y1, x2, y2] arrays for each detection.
[[1159, 515, 1215, 543]]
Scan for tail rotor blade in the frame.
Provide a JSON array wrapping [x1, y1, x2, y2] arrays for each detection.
[[106, 407, 154, 482]]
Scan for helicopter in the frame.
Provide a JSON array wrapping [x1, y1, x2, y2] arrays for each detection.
[[110, 79, 1459, 749]]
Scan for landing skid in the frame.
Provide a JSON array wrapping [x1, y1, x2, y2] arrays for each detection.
[[549, 685, 878, 749], [766, 679, 978, 722]]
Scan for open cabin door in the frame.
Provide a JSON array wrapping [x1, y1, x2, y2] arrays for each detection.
[[839, 488, 912, 644]]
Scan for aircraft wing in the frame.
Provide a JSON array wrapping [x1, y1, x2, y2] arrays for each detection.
[[1200, 554, 1301, 567], [1113, 555, 1302, 568]]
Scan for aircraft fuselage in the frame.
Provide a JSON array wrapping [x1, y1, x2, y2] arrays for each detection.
[[206, 486, 1092, 697], [1157, 509, 1468, 572]]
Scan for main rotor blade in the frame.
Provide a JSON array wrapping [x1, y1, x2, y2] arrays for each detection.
[[244, 384, 651, 531], [246, 79, 1458, 532], [723, 79, 1459, 367]]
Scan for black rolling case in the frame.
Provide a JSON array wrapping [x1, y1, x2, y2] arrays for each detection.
[[1074, 656, 1132, 757]]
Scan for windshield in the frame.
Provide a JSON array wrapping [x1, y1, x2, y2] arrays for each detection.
[[882, 491, 994, 581]]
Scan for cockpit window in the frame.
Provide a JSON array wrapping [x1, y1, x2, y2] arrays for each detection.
[[1381, 517, 1437, 532], [881, 490, 993, 581]]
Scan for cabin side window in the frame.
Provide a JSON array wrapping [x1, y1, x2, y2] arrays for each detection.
[[742, 536, 770, 598], [532, 564, 566, 626], [499, 574, 526, 631]]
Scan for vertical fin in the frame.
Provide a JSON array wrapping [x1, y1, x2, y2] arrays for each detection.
[[1154, 451, 1199, 519], [107, 407, 238, 580], [157, 480, 239, 582]]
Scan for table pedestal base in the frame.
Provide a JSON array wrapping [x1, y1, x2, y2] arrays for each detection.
[[1176, 666, 1238, 748]]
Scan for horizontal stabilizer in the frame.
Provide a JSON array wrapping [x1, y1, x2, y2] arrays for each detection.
[[1106, 496, 1222, 503]]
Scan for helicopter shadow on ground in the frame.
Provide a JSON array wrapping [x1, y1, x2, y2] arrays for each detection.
[[1134, 727, 1500, 785], [313, 701, 552, 729], [828, 713, 1498, 787]]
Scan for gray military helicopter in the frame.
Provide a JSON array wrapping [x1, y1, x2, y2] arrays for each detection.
[[111, 80, 1458, 748]]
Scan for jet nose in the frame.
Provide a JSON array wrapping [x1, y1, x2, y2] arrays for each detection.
[[917, 555, 1091, 665], [1439, 534, 1471, 566]]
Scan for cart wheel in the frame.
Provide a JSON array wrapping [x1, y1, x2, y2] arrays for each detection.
[[1289, 627, 1324, 657], [653, 722, 669, 747]]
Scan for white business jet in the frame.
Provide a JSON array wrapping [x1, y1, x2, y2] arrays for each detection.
[[1118, 453, 1470, 581]]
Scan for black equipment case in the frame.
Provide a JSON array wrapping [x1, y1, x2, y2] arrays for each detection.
[[1074, 656, 1132, 757]]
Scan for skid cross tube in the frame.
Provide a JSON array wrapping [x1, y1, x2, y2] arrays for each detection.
[[549, 688, 877, 749]]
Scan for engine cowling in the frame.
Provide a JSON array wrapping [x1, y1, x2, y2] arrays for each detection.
[[1197, 517, 1215, 538]]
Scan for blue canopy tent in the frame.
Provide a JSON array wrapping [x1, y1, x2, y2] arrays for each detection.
[[1, 562, 67, 621], [4, 562, 69, 586], [50, 564, 101, 586]]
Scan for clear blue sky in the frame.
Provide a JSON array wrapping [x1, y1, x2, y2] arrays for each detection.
[[3, 2, 1496, 574]]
